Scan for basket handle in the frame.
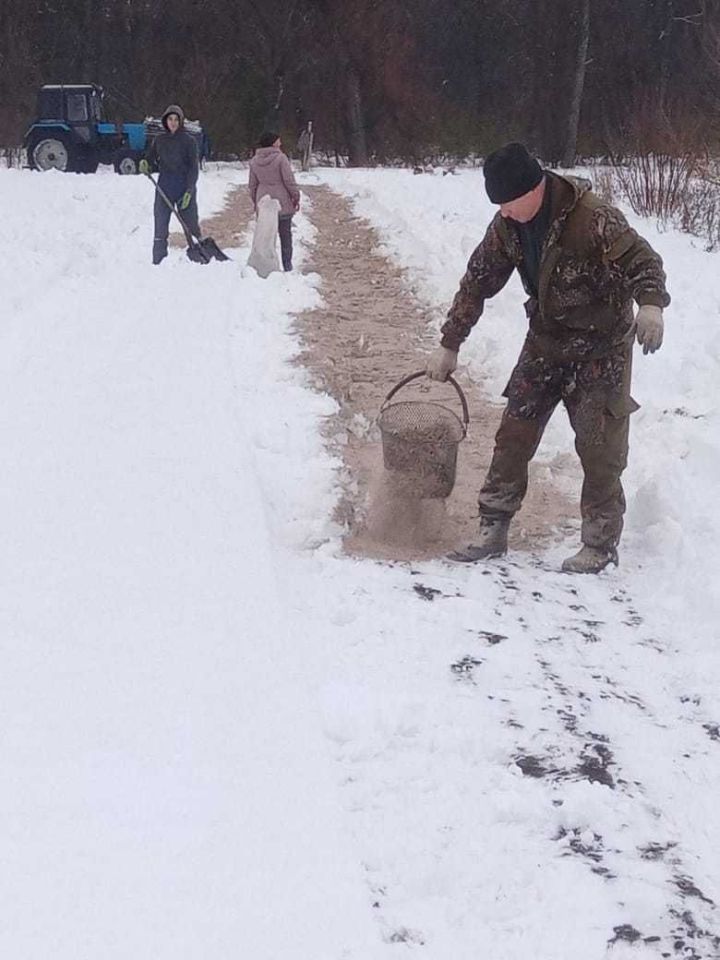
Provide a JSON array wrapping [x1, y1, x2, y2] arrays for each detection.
[[381, 370, 470, 430]]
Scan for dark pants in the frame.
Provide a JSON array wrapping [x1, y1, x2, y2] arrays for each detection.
[[278, 214, 293, 271], [479, 341, 638, 551], [152, 177, 200, 264]]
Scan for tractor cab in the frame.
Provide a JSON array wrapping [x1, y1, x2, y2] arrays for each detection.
[[30, 85, 106, 170], [36, 84, 104, 127]]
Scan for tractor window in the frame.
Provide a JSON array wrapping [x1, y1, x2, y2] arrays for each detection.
[[37, 89, 64, 120], [66, 93, 89, 122]]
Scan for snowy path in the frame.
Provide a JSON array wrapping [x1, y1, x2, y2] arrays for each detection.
[[293, 183, 575, 560]]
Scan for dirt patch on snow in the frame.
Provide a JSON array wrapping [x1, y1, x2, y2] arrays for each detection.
[[169, 184, 255, 249], [294, 183, 577, 562]]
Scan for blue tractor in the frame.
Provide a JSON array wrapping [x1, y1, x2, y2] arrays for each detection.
[[24, 84, 205, 175]]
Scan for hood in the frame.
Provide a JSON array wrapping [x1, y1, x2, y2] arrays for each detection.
[[559, 173, 592, 199], [252, 146, 282, 167], [544, 171, 592, 231], [496, 171, 595, 256], [162, 104, 185, 130]]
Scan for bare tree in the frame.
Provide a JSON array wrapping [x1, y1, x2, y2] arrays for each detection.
[[345, 62, 368, 165], [2, 0, 719, 161], [561, 0, 591, 166]]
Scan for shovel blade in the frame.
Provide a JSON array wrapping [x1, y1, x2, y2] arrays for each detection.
[[186, 243, 211, 264], [199, 237, 230, 261]]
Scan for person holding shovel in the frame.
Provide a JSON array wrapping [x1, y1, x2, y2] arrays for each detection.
[[139, 104, 201, 265], [248, 131, 300, 272], [426, 142, 670, 574]]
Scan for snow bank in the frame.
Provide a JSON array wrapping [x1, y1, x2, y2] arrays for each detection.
[[0, 166, 383, 959]]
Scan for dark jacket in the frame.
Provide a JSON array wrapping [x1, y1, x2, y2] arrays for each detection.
[[441, 172, 671, 361], [147, 104, 199, 193], [248, 146, 300, 217]]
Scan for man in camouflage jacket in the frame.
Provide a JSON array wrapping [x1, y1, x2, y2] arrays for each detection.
[[427, 142, 670, 573]]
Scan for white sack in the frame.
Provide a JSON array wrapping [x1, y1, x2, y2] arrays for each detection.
[[247, 195, 281, 278]]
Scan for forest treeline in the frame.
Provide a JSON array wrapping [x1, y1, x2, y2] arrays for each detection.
[[1, 0, 719, 163]]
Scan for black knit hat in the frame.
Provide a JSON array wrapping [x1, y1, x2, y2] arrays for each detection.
[[483, 142, 543, 203], [258, 131, 280, 148]]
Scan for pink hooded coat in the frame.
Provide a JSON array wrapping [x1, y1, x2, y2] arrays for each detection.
[[248, 146, 300, 217]]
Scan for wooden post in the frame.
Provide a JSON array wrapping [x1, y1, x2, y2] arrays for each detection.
[[298, 120, 313, 171]]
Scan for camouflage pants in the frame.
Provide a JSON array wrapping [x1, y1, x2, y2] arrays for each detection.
[[479, 340, 638, 550]]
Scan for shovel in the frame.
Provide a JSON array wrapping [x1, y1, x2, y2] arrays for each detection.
[[144, 172, 230, 263]]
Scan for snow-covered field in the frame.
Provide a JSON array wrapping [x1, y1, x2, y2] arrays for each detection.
[[1, 162, 719, 959]]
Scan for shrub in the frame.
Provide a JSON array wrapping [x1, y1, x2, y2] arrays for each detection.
[[609, 151, 701, 222], [677, 175, 720, 251]]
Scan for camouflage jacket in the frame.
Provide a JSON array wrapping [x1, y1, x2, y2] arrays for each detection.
[[440, 172, 671, 361]]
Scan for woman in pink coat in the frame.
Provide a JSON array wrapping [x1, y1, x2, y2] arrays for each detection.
[[248, 131, 301, 271]]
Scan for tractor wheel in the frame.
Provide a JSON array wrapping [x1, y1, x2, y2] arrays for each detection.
[[114, 151, 140, 175], [30, 134, 77, 172]]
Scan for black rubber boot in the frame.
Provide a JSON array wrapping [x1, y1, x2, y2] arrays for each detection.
[[447, 518, 510, 563], [152, 238, 168, 265]]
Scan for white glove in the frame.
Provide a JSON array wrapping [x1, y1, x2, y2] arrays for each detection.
[[426, 346, 458, 381], [635, 304, 664, 355]]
